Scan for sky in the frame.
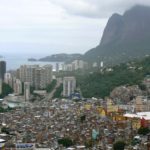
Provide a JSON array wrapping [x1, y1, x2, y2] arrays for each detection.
[[0, 0, 150, 57]]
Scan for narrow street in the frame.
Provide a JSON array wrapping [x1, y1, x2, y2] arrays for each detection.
[[47, 78, 62, 100]]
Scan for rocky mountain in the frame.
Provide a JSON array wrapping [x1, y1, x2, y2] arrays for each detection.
[[84, 5, 150, 65], [110, 85, 142, 103]]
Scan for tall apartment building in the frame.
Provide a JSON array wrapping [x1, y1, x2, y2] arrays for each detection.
[[24, 82, 30, 101], [19, 65, 39, 86], [19, 65, 30, 82], [34, 68, 46, 89], [34, 65, 53, 89], [19, 64, 52, 90], [63, 76, 76, 97], [0, 61, 6, 81], [43, 65, 53, 84]]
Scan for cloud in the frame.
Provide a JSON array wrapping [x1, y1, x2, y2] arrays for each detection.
[[50, 0, 150, 18], [0, 0, 106, 48], [1, 0, 150, 55], [0, 0, 65, 29]]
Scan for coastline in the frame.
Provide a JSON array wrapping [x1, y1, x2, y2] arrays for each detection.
[[1, 54, 63, 71]]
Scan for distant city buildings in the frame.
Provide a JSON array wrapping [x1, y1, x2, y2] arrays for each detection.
[[92, 61, 104, 69], [92, 62, 98, 68], [1, 63, 53, 100], [0, 61, 6, 81], [0, 62, 53, 100], [71, 60, 87, 70], [63, 76, 76, 97], [62, 60, 88, 71], [18, 64, 53, 89]]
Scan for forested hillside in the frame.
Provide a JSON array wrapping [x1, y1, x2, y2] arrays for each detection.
[[77, 56, 150, 98]]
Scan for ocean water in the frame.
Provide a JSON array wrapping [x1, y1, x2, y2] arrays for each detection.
[[0, 53, 62, 71]]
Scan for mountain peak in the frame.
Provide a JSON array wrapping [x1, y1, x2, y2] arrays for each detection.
[[129, 5, 150, 11], [124, 5, 150, 18], [110, 13, 122, 19], [84, 5, 150, 64]]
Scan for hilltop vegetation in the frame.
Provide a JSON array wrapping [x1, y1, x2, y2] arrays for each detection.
[[0, 83, 13, 98], [77, 56, 150, 98]]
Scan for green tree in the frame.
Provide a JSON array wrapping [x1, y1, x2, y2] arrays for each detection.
[[113, 141, 126, 150], [76, 56, 150, 98], [1, 127, 10, 134], [58, 137, 74, 148], [0, 106, 5, 112], [138, 127, 150, 135], [30, 86, 35, 94], [80, 115, 86, 123], [85, 139, 93, 148], [53, 84, 63, 98], [0, 83, 13, 98], [46, 80, 57, 93], [139, 83, 147, 91]]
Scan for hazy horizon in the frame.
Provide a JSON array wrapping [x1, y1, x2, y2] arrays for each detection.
[[1, 0, 150, 56]]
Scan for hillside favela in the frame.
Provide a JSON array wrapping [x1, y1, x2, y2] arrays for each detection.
[[0, 1, 150, 150]]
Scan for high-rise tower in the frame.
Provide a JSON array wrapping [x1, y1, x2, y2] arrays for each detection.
[[63, 77, 76, 97], [0, 61, 6, 81]]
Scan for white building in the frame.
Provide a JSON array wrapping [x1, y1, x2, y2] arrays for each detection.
[[64, 64, 73, 71], [14, 79, 22, 95], [24, 82, 30, 101], [72, 60, 87, 70], [62, 60, 88, 71], [63, 77, 76, 97]]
